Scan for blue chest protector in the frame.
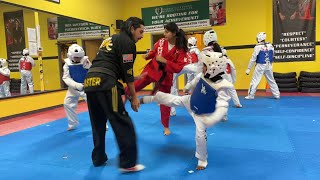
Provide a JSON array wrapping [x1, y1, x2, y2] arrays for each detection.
[[256, 45, 274, 64], [190, 78, 217, 115], [68, 65, 88, 83]]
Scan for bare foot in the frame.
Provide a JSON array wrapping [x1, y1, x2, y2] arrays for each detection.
[[170, 111, 176, 116], [163, 128, 171, 136], [196, 159, 208, 170], [67, 127, 75, 131], [221, 115, 228, 122], [235, 104, 242, 108], [196, 165, 206, 170]]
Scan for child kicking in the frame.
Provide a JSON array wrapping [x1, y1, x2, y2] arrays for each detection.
[[140, 52, 232, 170]]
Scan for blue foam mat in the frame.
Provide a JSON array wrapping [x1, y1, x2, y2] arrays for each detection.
[[0, 96, 319, 179]]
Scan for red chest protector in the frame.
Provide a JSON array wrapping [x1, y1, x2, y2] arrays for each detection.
[[0, 73, 10, 84], [20, 58, 32, 70], [187, 51, 198, 64], [225, 63, 231, 74]]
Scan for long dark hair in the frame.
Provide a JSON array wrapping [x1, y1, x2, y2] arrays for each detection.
[[121, 17, 144, 38], [208, 41, 222, 53], [164, 22, 188, 52]]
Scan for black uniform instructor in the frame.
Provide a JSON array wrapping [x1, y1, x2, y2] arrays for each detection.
[[84, 17, 145, 172]]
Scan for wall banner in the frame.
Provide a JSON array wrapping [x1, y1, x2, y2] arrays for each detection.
[[273, 0, 316, 62], [3, 10, 25, 72], [57, 17, 110, 39], [142, 0, 210, 32]]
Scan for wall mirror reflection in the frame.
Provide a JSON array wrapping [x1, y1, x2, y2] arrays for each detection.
[[0, 2, 109, 99]]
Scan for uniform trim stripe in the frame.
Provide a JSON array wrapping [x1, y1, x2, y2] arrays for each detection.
[[112, 86, 118, 112]]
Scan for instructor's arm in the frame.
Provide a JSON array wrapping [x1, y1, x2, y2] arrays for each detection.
[[127, 82, 139, 112]]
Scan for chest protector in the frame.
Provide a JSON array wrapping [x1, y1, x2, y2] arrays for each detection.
[[0, 73, 10, 84], [69, 65, 88, 83], [20, 58, 32, 70], [187, 51, 198, 64], [256, 45, 274, 64], [190, 78, 217, 115], [225, 64, 231, 74]]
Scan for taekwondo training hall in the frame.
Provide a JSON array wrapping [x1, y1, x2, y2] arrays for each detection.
[[0, 0, 319, 179]]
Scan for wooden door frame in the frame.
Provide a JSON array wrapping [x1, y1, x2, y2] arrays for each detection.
[[82, 38, 103, 59]]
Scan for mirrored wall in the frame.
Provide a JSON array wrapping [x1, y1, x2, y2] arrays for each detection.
[[0, 2, 109, 99]]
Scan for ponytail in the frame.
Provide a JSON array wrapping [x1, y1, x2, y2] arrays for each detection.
[[208, 41, 222, 53], [176, 29, 188, 52]]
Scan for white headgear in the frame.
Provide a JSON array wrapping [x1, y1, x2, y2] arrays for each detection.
[[23, 49, 29, 56], [188, 37, 197, 46], [256, 32, 266, 43], [200, 51, 226, 78], [0, 58, 8, 68], [67, 44, 85, 62], [203, 30, 218, 46]]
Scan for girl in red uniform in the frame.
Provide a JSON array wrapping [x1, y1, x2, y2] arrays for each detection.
[[125, 22, 188, 135]]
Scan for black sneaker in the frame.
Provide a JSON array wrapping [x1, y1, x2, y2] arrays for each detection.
[[93, 156, 108, 167]]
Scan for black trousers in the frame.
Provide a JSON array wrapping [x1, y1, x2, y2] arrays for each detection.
[[86, 85, 137, 168]]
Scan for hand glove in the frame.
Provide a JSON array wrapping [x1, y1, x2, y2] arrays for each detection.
[[245, 69, 250, 75], [82, 57, 91, 68], [75, 83, 84, 91]]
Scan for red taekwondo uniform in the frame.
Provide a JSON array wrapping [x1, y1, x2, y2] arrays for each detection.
[[125, 38, 188, 128]]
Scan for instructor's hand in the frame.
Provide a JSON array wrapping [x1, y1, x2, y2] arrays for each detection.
[[130, 96, 140, 112]]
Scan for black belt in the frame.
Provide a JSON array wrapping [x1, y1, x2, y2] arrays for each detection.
[[88, 67, 116, 78], [151, 68, 167, 95]]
